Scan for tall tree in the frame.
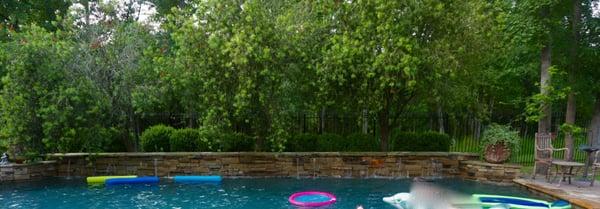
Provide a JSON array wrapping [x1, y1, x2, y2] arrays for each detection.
[[67, 1, 155, 151], [0, 0, 71, 33], [0, 26, 72, 154], [563, 0, 582, 161], [317, 0, 495, 150]]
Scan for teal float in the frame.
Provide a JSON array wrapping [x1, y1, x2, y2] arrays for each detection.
[[173, 175, 222, 183]]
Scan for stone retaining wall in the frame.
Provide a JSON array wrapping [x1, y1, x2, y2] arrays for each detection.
[[0, 153, 523, 184], [47, 152, 479, 179], [0, 161, 57, 182], [459, 160, 521, 184]]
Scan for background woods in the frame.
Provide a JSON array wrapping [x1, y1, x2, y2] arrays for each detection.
[[0, 0, 599, 157]]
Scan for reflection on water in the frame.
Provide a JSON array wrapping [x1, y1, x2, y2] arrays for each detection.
[[0, 178, 535, 209]]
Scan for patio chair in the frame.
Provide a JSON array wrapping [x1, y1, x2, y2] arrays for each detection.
[[591, 151, 600, 186], [531, 132, 570, 181]]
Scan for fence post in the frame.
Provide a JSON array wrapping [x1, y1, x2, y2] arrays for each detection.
[[303, 113, 306, 133]]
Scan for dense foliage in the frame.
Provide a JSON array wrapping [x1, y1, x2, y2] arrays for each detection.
[[170, 128, 203, 152], [0, 0, 599, 155], [391, 131, 452, 152], [140, 125, 173, 152]]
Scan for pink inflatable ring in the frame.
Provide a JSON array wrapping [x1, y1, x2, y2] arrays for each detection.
[[289, 191, 337, 207]]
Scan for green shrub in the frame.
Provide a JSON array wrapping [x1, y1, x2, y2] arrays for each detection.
[[345, 133, 379, 151], [140, 125, 174, 152], [285, 133, 319, 152], [391, 130, 451, 152], [218, 133, 255, 152], [170, 128, 204, 152], [286, 133, 378, 152], [317, 133, 345, 151]]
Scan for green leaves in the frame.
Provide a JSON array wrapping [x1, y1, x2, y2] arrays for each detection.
[[0, 0, 598, 154]]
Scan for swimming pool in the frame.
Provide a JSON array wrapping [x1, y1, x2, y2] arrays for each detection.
[[0, 178, 537, 209]]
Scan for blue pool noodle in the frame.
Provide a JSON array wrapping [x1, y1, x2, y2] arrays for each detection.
[[105, 176, 160, 185], [173, 176, 222, 183]]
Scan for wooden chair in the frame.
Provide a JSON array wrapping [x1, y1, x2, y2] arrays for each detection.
[[591, 151, 600, 186], [532, 132, 570, 181]]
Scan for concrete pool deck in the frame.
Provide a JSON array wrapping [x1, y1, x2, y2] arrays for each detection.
[[514, 178, 600, 209]]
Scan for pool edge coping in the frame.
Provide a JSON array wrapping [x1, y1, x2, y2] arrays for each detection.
[[513, 178, 600, 209], [46, 152, 480, 158]]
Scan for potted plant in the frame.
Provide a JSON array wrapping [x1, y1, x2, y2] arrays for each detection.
[[480, 124, 520, 164]]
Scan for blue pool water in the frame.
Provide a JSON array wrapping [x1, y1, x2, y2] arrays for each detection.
[[0, 178, 537, 209]]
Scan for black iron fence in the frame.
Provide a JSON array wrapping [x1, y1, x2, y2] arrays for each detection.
[[134, 111, 597, 166]]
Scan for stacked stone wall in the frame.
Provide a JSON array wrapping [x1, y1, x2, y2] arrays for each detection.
[[0, 161, 57, 182], [1, 152, 521, 184], [458, 160, 521, 184], [47, 152, 477, 178]]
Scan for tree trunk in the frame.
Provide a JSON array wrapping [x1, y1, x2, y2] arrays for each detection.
[[362, 108, 368, 134], [83, 0, 90, 26], [379, 91, 392, 151], [535, 41, 552, 175], [320, 107, 326, 134], [379, 109, 390, 151], [538, 44, 552, 134], [565, 93, 576, 160], [589, 95, 600, 145], [437, 103, 444, 133], [587, 94, 600, 165], [564, 0, 581, 161]]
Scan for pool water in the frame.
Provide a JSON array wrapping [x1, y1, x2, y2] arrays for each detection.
[[0, 178, 537, 209]]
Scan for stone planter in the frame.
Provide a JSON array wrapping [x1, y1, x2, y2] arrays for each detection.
[[484, 143, 511, 164]]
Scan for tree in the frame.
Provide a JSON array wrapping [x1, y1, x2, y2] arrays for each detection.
[[563, 0, 581, 161], [67, 1, 155, 151], [0, 0, 71, 35], [148, 0, 187, 18], [155, 0, 303, 150], [317, 0, 499, 150], [0, 25, 72, 154]]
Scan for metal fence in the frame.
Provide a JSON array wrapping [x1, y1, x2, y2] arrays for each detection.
[[450, 132, 593, 166], [134, 111, 597, 166]]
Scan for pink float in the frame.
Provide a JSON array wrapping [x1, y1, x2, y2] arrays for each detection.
[[288, 191, 337, 207]]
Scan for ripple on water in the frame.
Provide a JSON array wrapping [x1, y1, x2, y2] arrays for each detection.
[[0, 178, 538, 209]]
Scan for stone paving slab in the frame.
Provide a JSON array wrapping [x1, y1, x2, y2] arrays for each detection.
[[514, 178, 600, 209]]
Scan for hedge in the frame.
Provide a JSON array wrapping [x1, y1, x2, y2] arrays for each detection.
[[140, 125, 174, 152], [316, 133, 346, 151], [141, 125, 449, 152], [141, 126, 256, 152], [170, 128, 207, 152], [285, 133, 319, 152], [390, 130, 451, 152], [216, 132, 255, 152], [345, 133, 379, 151]]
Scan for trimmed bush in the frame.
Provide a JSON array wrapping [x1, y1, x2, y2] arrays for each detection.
[[345, 133, 379, 151], [170, 128, 205, 152], [317, 133, 345, 151], [285, 133, 319, 152], [391, 131, 451, 152], [218, 133, 255, 152], [140, 125, 174, 152]]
